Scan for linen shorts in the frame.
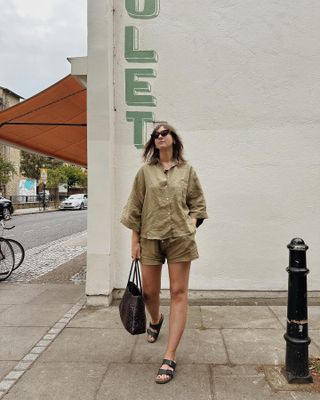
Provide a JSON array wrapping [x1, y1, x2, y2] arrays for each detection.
[[140, 233, 199, 265]]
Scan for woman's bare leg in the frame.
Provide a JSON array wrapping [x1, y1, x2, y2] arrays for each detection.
[[156, 261, 191, 381], [141, 263, 162, 342]]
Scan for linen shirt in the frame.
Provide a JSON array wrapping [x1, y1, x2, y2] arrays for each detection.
[[120, 161, 208, 239]]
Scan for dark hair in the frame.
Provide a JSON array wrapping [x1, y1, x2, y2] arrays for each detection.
[[142, 123, 186, 165]]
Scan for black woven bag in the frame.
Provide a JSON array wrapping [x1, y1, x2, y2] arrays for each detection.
[[119, 259, 146, 335]]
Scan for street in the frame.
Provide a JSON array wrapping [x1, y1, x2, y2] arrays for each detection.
[[1, 210, 87, 283], [5, 210, 87, 250]]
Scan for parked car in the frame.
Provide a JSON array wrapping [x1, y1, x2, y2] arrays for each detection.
[[59, 194, 88, 210], [0, 196, 14, 220]]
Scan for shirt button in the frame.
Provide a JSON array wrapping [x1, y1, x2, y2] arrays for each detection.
[[166, 198, 169, 200]]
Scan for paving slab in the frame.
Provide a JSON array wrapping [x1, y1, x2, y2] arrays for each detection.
[[288, 392, 320, 399], [3, 362, 107, 400], [0, 285, 47, 305], [185, 305, 203, 328], [0, 304, 72, 327], [68, 306, 123, 329], [27, 285, 85, 305], [212, 365, 293, 400], [213, 365, 262, 376], [309, 331, 320, 352], [0, 305, 11, 314], [222, 328, 319, 366], [0, 362, 16, 381], [222, 329, 286, 365], [96, 363, 213, 400], [39, 328, 135, 364], [133, 328, 227, 364], [270, 306, 320, 330], [144, 306, 202, 329], [201, 306, 283, 329], [0, 327, 49, 360]]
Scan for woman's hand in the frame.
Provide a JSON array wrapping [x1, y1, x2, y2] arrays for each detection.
[[132, 241, 141, 260], [131, 230, 141, 260], [191, 218, 197, 226]]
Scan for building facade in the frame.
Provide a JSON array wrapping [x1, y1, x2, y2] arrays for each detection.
[[84, 0, 320, 305], [0, 87, 23, 197]]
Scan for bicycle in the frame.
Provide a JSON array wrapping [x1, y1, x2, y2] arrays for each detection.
[[0, 220, 25, 281], [39, 199, 49, 212], [0, 238, 15, 281]]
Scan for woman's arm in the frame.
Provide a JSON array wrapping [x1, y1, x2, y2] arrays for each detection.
[[131, 230, 141, 260], [120, 167, 146, 233], [186, 166, 208, 225]]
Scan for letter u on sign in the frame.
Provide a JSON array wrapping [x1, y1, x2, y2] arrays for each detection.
[[125, 0, 160, 19]]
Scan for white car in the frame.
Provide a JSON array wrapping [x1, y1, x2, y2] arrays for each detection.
[[59, 194, 88, 210]]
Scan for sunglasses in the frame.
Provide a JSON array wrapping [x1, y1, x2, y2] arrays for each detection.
[[151, 129, 171, 139]]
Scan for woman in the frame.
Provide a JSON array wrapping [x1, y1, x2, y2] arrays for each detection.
[[121, 124, 208, 384]]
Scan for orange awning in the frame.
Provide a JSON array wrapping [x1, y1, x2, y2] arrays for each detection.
[[0, 75, 87, 166]]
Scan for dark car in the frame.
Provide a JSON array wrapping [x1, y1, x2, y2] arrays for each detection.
[[0, 196, 14, 220]]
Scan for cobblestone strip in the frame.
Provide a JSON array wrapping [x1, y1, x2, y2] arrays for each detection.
[[5, 231, 87, 282], [0, 298, 86, 398]]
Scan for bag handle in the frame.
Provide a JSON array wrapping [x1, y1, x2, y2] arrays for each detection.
[[128, 259, 142, 290]]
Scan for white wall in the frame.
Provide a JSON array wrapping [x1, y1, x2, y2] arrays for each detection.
[[86, 0, 115, 305], [88, 0, 320, 295]]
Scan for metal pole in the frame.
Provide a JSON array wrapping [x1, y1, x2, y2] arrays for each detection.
[[43, 182, 46, 211], [284, 238, 313, 383]]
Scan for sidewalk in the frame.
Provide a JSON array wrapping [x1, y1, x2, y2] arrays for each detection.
[[0, 283, 319, 399], [13, 207, 58, 216]]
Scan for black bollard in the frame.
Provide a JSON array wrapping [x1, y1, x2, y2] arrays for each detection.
[[284, 238, 313, 383]]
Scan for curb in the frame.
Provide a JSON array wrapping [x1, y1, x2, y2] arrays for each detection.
[[13, 209, 59, 217]]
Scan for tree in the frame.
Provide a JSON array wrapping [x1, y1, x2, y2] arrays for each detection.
[[0, 155, 16, 195], [46, 167, 68, 205], [46, 168, 67, 190], [56, 164, 87, 193], [20, 151, 63, 180]]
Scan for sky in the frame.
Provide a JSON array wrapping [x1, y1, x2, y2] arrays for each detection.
[[0, 0, 87, 99]]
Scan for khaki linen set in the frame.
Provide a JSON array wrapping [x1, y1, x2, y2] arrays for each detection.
[[121, 161, 208, 265]]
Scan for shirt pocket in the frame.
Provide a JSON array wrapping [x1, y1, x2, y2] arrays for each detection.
[[148, 184, 168, 208]]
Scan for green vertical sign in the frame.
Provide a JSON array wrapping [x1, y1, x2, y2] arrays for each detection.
[[124, 0, 160, 148]]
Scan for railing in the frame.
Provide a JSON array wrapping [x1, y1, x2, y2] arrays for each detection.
[[10, 195, 67, 203]]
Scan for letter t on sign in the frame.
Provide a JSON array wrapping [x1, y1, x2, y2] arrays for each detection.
[[126, 111, 154, 149]]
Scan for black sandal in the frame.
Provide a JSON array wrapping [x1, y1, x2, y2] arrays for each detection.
[[155, 359, 176, 384], [146, 313, 164, 343]]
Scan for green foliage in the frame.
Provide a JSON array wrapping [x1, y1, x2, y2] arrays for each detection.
[[0, 155, 16, 187], [20, 151, 86, 193], [20, 151, 63, 180], [57, 164, 87, 191], [46, 168, 67, 190]]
